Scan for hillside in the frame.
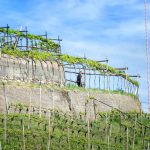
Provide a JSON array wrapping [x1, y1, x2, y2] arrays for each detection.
[[0, 27, 146, 150]]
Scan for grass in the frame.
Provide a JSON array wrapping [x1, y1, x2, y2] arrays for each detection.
[[65, 83, 139, 100]]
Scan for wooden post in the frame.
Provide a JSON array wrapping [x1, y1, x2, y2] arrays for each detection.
[[84, 55, 86, 88], [113, 76, 115, 91], [125, 67, 128, 93], [94, 70, 96, 89], [88, 119, 90, 150], [148, 142, 150, 150], [22, 118, 25, 150], [2, 82, 7, 144], [6, 24, 9, 45], [67, 125, 70, 150], [99, 74, 101, 90], [126, 127, 129, 150], [106, 61, 109, 91], [39, 82, 42, 118], [105, 113, 108, 142], [2, 82, 8, 114], [52, 90, 54, 127], [28, 90, 32, 129], [48, 110, 51, 150], [108, 135, 110, 150], [25, 27, 28, 51], [89, 69, 91, 88], [103, 71, 105, 90], [132, 116, 137, 149]]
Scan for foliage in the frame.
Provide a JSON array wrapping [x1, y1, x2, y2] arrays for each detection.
[[0, 108, 150, 150], [0, 28, 139, 87], [0, 28, 59, 51]]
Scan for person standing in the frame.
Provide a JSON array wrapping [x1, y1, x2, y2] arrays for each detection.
[[77, 71, 82, 87]]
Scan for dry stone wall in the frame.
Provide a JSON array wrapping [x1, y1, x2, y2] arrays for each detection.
[[0, 83, 141, 120], [0, 55, 141, 120], [0, 54, 65, 85]]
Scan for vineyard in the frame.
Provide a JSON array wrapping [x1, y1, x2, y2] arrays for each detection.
[[0, 25, 148, 150], [0, 26, 139, 91], [0, 104, 150, 150]]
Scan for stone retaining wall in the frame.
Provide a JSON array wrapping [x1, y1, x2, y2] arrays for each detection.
[[0, 54, 65, 85], [0, 83, 141, 120]]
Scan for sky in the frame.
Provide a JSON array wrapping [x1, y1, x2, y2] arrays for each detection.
[[0, 0, 149, 112]]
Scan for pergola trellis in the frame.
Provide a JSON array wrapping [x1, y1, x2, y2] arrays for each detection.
[[0, 25, 140, 96], [0, 24, 61, 53], [64, 59, 140, 95]]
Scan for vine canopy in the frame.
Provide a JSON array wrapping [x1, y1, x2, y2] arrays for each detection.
[[0, 28, 139, 87]]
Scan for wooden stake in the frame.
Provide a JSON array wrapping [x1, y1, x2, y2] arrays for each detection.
[[39, 83, 42, 118], [132, 116, 137, 149], [28, 90, 31, 129], [2, 82, 7, 144], [105, 113, 108, 142], [2, 82, 8, 114], [48, 110, 51, 150], [22, 118, 25, 150], [52, 90, 54, 127], [148, 142, 150, 150], [88, 119, 90, 150], [125, 67, 128, 93], [126, 127, 128, 150], [108, 135, 110, 150], [67, 126, 70, 150]]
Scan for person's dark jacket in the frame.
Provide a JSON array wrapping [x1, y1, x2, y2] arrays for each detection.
[[77, 73, 82, 86]]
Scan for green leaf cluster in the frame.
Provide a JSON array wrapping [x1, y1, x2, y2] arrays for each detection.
[[0, 28, 59, 51]]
